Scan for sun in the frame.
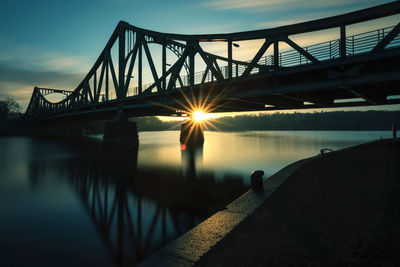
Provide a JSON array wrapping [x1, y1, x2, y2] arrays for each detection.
[[192, 110, 216, 122], [152, 82, 229, 132]]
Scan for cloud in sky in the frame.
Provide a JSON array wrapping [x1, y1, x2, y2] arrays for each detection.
[[0, 63, 83, 88], [204, 0, 375, 12], [0, 44, 93, 109], [257, 19, 306, 29], [0, 61, 85, 110], [0, 44, 92, 72]]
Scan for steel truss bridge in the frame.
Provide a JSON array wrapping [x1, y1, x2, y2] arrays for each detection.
[[25, 2, 400, 122]]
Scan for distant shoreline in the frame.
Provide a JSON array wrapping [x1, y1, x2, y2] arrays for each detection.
[[0, 128, 394, 137], [133, 110, 400, 132], [1, 110, 398, 135]]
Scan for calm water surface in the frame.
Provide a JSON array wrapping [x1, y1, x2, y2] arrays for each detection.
[[0, 130, 390, 266]]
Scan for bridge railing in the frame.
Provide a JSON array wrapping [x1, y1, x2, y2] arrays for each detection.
[[279, 39, 341, 66], [346, 25, 400, 55], [126, 24, 400, 97], [259, 25, 399, 67]]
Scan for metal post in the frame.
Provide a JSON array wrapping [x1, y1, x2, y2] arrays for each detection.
[[138, 37, 142, 94], [162, 41, 166, 91], [118, 27, 126, 98], [378, 29, 381, 42], [340, 25, 346, 58], [274, 40, 279, 69], [228, 40, 232, 79], [188, 41, 196, 87], [236, 63, 238, 77], [106, 61, 109, 101], [93, 71, 97, 100], [127, 31, 130, 54]]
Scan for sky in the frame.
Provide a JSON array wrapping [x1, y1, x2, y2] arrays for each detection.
[[0, 0, 399, 114]]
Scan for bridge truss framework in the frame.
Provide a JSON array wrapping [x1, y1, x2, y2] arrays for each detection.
[[24, 1, 400, 122]]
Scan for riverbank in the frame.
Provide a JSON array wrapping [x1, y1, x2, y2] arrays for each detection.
[[141, 138, 400, 266]]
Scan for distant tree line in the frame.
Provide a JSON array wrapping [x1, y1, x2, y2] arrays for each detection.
[[0, 97, 21, 122], [131, 111, 400, 131], [209, 111, 400, 131], [130, 116, 181, 131]]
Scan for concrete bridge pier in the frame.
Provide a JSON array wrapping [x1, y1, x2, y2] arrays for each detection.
[[103, 114, 139, 146], [180, 121, 204, 148]]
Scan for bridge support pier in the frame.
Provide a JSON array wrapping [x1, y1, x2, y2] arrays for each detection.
[[180, 121, 204, 148], [103, 116, 139, 146]]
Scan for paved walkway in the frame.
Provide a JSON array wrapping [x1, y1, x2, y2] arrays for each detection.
[[196, 139, 400, 266]]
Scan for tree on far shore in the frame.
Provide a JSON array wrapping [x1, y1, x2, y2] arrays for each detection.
[[0, 97, 21, 121]]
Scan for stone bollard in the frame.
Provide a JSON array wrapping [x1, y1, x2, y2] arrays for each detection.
[[250, 170, 264, 192]]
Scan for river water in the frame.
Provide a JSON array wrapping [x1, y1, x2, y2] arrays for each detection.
[[0, 130, 391, 266]]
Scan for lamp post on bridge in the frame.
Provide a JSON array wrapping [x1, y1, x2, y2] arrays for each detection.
[[125, 75, 134, 96], [228, 41, 240, 79]]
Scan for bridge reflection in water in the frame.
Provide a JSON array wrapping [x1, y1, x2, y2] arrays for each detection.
[[28, 141, 246, 266]]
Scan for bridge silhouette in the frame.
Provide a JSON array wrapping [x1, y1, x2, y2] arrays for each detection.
[[23, 2, 400, 125]]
